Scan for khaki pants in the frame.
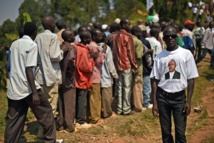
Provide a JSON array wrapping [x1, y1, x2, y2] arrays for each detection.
[[132, 75, 143, 112], [101, 87, 113, 118], [89, 83, 101, 123], [41, 84, 59, 115]]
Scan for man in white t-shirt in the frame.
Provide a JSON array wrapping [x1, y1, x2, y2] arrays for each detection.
[[192, 6, 198, 20], [4, 22, 56, 143], [146, 28, 162, 59], [197, 8, 203, 21], [150, 26, 199, 143]]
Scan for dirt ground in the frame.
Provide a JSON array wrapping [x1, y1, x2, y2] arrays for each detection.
[[188, 87, 214, 143]]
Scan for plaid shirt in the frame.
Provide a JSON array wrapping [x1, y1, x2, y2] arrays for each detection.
[[112, 30, 138, 71]]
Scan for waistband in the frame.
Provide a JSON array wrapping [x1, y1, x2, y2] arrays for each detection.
[[158, 88, 185, 97]]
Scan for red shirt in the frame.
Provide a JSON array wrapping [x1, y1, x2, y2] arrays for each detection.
[[74, 43, 95, 89], [112, 30, 138, 71]]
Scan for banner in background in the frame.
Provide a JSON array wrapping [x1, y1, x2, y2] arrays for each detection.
[[147, 0, 153, 11]]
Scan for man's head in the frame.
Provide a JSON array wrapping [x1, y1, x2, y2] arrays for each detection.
[[163, 26, 178, 49], [91, 29, 103, 43], [120, 18, 132, 32], [109, 22, 121, 33], [79, 30, 92, 45], [184, 20, 195, 31], [168, 59, 176, 72], [150, 28, 159, 39], [78, 25, 90, 34], [94, 22, 102, 30], [55, 20, 66, 30], [131, 26, 142, 39], [151, 22, 161, 33], [61, 30, 75, 43], [23, 22, 37, 40], [42, 16, 55, 32]]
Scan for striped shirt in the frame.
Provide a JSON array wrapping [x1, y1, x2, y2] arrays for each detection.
[[112, 29, 138, 71]]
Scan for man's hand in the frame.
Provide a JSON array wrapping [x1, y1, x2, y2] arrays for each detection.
[[183, 102, 191, 116], [132, 69, 138, 76], [102, 44, 107, 54], [32, 93, 40, 105], [152, 102, 159, 118], [115, 77, 119, 82]]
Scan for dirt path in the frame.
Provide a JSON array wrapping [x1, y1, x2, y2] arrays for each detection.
[[188, 87, 214, 143]]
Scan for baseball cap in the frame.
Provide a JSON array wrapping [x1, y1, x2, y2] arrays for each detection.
[[184, 20, 195, 25]]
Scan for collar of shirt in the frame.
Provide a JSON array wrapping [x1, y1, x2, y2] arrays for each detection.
[[22, 35, 33, 41], [44, 29, 52, 34]]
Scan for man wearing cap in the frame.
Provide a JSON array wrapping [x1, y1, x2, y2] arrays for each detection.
[[182, 20, 195, 54], [182, 20, 195, 39]]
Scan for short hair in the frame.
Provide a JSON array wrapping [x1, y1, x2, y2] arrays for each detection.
[[61, 29, 73, 41], [109, 22, 121, 33], [55, 20, 66, 30], [78, 25, 89, 34], [131, 26, 141, 35], [79, 31, 91, 41], [150, 28, 159, 36], [91, 29, 101, 37], [168, 59, 176, 66], [24, 22, 37, 36], [120, 18, 128, 27], [19, 27, 24, 38], [163, 26, 177, 36]]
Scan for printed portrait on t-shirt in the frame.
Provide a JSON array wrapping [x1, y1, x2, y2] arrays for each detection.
[[165, 59, 180, 79]]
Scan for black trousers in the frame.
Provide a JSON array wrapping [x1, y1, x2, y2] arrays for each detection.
[[76, 88, 88, 124], [4, 90, 56, 143]]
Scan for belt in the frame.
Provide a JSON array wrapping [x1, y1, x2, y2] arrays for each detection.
[[158, 88, 185, 97]]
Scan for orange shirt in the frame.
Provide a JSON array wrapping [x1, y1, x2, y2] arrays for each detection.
[[74, 43, 95, 89]]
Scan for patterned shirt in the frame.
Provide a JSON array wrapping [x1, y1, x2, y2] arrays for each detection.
[[112, 29, 138, 71]]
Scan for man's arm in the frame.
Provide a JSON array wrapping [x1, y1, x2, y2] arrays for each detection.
[[50, 36, 65, 62], [183, 78, 195, 116], [26, 67, 40, 105], [151, 78, 160, 118], [127, 37, 138, 72]]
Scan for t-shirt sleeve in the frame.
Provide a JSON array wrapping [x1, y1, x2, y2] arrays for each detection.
[[186, 52, 199, 79], [26, 44, 38, 67], [150, 57, 160, 79]]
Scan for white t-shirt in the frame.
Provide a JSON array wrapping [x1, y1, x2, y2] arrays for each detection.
[[192, 7, 198, 13], [146, 37, 162, 59], [7, 35, 41, 100], [150, 46, 199, 93], [199, 9, 203, 15]]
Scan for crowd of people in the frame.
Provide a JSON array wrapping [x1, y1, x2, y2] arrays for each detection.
[[7, 13, 214, 142]]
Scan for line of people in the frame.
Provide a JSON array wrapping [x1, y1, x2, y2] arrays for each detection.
[[4, 15, 202, 143]]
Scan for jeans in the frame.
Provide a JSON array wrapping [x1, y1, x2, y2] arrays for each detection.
[[157, 89, 187, 143], [143, 75, 151, 107], [196, 48, 214, 66]]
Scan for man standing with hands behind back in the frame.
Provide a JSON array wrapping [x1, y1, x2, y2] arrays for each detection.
[[150, 26, 198, 143]]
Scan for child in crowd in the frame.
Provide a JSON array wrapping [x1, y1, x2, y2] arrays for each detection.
[[57, 30, 76, 133]]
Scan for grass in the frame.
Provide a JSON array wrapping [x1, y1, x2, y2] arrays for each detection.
[[0, 57, 213, 142]]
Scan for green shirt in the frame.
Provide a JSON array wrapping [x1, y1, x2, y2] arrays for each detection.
[[177, 34, 184, 47], [133, 36, 144, 75]]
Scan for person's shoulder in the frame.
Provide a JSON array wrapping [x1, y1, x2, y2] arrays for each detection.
[[178, 46, 192, 55]]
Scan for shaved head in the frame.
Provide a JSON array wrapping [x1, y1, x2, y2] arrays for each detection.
[[42, 16, 55, 32], [62, 30, 74, 43]]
